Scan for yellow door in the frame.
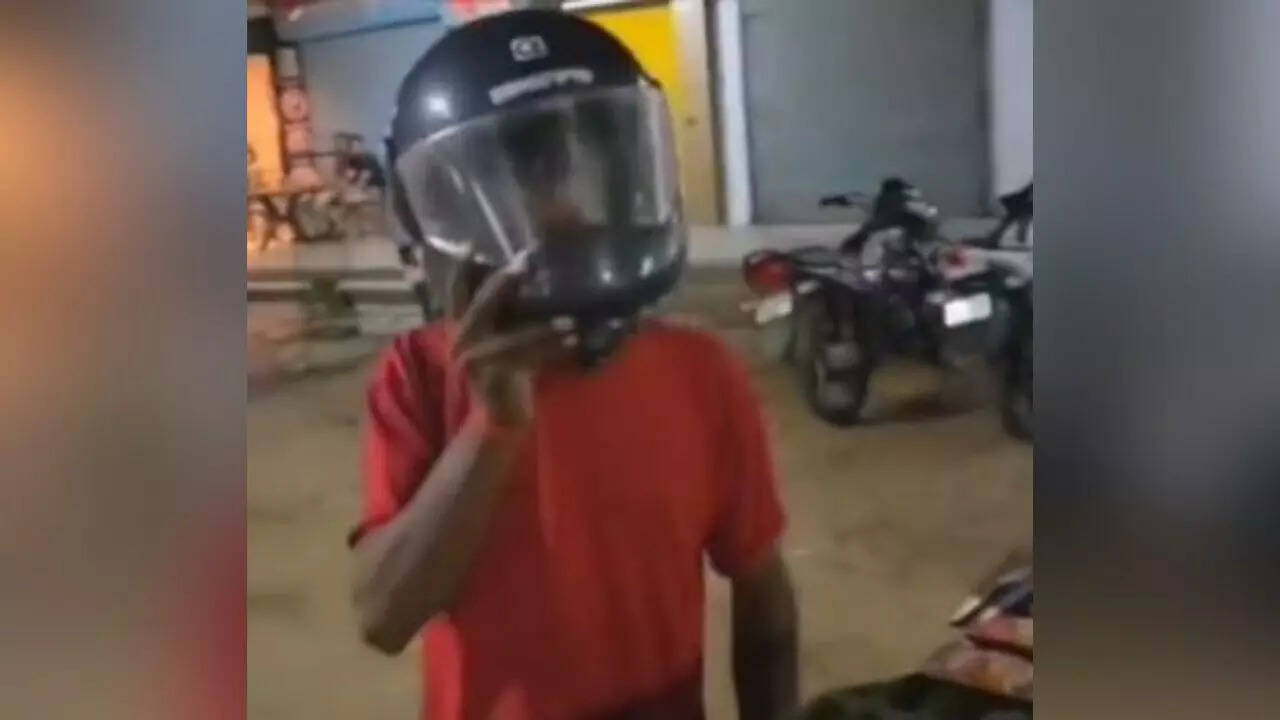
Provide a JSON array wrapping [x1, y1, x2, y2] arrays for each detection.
[[586, 5, 718, 224]]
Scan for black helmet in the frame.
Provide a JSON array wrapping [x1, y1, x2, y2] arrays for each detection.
[[388, 9, 685, 345]]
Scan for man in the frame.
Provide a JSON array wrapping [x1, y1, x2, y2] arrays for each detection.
[[330, 135, 388, 238], [338, 136, 388, 195], [349, 10, 797, 719]]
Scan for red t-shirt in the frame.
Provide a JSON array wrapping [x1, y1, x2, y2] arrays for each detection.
[[353, 320, 785, 719]]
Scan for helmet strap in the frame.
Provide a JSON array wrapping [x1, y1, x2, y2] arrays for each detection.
[[574, 315, 637, 369]]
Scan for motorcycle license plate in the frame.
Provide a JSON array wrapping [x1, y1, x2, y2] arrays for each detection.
[[943, 293, 993, 327], [754, 291, 794, 324]]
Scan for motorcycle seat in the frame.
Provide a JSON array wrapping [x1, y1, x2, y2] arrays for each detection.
[[958, 235, 1001, 249]]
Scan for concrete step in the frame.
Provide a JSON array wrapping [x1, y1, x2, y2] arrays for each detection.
[[248, 267, 402, 282], [247, 277, 413, 304]]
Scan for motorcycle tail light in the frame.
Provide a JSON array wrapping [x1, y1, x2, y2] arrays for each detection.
[[742, 252, 793, 295], [943, 247, 969, 269]]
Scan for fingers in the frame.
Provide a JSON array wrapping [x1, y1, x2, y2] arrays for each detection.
[[454, 250, 532, 344], [941, 644, 1034, 699], [456, 323, 576, 372], [444, 261, 473, 321], [456, 324, 552, 367], [453, 267, 514, 340], [968, 615, 1033, 651]]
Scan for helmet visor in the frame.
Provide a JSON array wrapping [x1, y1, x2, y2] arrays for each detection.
[[395, 83, 680, 267]]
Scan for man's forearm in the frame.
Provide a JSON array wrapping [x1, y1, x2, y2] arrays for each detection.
[[353, 411, 525, 654], [732, 556, 799, 720]]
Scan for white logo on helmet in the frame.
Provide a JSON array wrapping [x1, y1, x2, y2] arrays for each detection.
[[510, 35, 548, 62], [489, 67, 594, 105]]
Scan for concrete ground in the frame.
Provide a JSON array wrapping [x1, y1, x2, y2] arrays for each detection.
[[248, 320, 1031, 719]]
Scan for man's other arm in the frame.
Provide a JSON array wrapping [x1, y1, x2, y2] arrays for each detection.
[[731, 550, 798, 720], [351, 412, 525, 655]]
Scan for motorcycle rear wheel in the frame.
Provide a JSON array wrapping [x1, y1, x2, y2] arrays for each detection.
[[795, 297, 871, 426], [1001, 333, 1032, 441]]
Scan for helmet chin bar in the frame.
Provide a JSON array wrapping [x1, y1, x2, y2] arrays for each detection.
[[574, 315, 637, 369]]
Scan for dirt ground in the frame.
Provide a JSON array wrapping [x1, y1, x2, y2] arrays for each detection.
[[248, 326, 1032, 719]]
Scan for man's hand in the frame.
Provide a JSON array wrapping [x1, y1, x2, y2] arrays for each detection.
[[451, 257, 575, 427]]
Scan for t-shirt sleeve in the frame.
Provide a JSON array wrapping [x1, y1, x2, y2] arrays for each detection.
[[705, 344, 786, 579], [347, 335, 443, 548]]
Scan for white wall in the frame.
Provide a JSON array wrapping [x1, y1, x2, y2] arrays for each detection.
[[988, 0, 1033, 196], [714, 0, 752, 226]]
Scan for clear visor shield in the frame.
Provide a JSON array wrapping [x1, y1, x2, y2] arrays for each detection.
[[396, 84, 681, 268]]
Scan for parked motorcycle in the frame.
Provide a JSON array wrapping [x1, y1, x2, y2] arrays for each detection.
[[742, 178, 1000, 426], [952, 182, 1033, 439], [799, 550, 1033, 719]]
